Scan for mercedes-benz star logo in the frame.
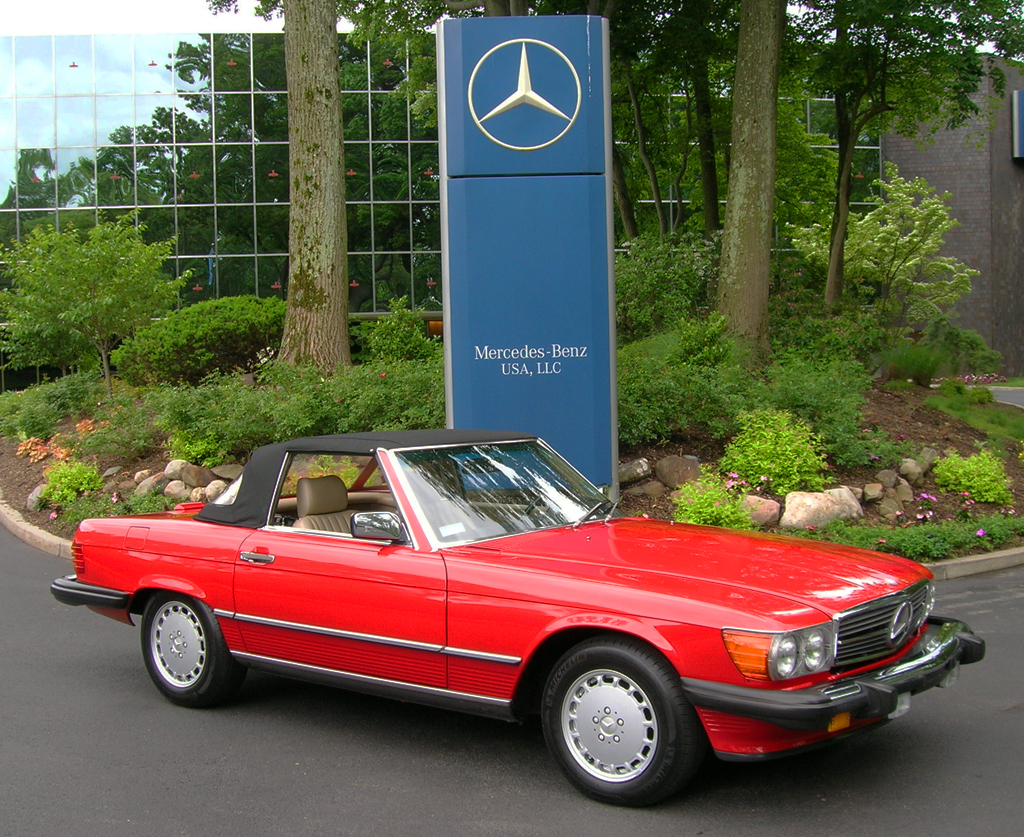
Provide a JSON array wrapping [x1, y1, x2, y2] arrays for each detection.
[[468, 38, 581, 151]]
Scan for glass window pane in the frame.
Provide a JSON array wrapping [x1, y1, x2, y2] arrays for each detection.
[[212, 33, 251, 92], [255, 204, 288, 254], [370, 142, 409, 202], [412, 252, 442, 311], [850, 148, 881, 203], [177, 206, 215, 256], [214, 93, 252, 142], [374, 202, 410, 251], [174, 93, 212, 143], [56, 97, 96, 147], [411, 202, 440, 251], [19, 209, 58, 236], [373, 253, 411, 308], [216, 255, 256, 296], [0, 211, 18, 243], [339, 36, 368, 91], [135, 34, 174, 93], [137, 207, 176, 244], [95, 35, 132, 95], [174, 35, 211, 92], [343, 92, 369, 140], [135, 145, 174, 205], [136, 94, 173, 140], [96, 96, 135, 145], [0, 101, 14, 148], [0, 37, 13, 98], [347, 203, 371, 252], [217, 205, 255, 254], [809, 99, 836, 140], [253, 33, 286, 92], [16, 37, 53, 96], [178, 257, 213, 299], [254, 144, 288, 203], [0, 150, 15, 209], [257, 254, 287, 297], [56, 147, 96, 208], [17, 99, 55, 148], [176, 145, 214, 203], [253, 92, 287, 142], [347, 253, 374, 312], [370, 92, 408, 141], [56, 207, 96, 233], [215, 145, 254, 203], [17, 148, 56, 208], [344, 142, 369, 199], [95, 146, 134, 207], [410, 144, 439, 200], [369, 43, 406, 92], [55, 35, 94, 96]]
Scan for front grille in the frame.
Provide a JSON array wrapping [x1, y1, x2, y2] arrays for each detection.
[[834, 579, 933, 668]]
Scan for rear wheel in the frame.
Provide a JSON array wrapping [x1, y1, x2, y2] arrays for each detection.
[[141, 593, 246, 708], [541, 636, 706, 806]]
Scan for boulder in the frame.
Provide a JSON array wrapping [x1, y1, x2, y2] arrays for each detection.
[[163, 480, 190, 500], [825, 487, 864, 521], [134, 469, 153, 484], [862, 483, 884, 502], [878, 496, 905, 523], [27, 484, 46, 512], [189, 487, 206, 503], [895, 478, 915, 504], [136, 472, 170, 495], [619, 458, 652, 486], [780, 492, 844, 530], [181, 463, 218, 488], [919, 447, 941, 472], [899, 458, 924, 487], [654, 455, 701, 489], [640, 480, 666, 497], [212, 463, 244, 481], [875, 469, 899, 489], [164, 460, 189, 481], [205, 480, 229, 502], [743, 495, 780, 526]]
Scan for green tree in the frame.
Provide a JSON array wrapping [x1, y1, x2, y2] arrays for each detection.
[[792, 0, 1024, 305], [0, 218, 184, 393], [790, 163, 977, 343], [717, 0, 786, 360]]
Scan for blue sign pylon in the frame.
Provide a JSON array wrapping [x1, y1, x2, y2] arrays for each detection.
[[437, 15, 617, 489]]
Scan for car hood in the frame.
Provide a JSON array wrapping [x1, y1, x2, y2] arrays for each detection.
[[446, 518, 929, 628]]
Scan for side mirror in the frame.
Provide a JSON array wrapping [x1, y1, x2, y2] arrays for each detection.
[[351, 511, 408, 543]]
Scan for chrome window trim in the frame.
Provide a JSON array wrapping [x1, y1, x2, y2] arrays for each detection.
[[215, 609, 522, 665]]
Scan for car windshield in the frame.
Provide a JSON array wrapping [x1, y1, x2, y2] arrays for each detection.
[[392, 440, 610, 546]]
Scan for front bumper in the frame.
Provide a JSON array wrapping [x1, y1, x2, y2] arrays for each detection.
[[681, 616, 984, 732], [51, 575, 130, 610]]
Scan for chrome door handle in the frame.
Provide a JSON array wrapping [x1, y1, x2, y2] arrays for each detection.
[[240, 551, 275, 564]]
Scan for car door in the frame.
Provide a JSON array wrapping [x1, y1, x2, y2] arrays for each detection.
[[230, 528, 448, 689]]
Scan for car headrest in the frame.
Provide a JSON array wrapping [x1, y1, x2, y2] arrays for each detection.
[[296, 475, 349, 518]]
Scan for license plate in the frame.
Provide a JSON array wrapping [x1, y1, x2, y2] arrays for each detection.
[[888, 692, 912, 719]]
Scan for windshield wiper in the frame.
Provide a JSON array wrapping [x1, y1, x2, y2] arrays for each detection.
[[573, 499, 615, 530]]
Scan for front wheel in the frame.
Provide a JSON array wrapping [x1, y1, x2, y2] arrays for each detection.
[[541, 636, 706, 806], [141, 593, 246, 708]]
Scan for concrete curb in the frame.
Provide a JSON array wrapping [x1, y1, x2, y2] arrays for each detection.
[[3, 486, 1023, 579]]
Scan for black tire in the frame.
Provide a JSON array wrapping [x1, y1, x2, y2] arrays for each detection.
[[541, 636, 707, 806], [141, 593, 246, 708]]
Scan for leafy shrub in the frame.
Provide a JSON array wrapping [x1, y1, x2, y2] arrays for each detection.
[[78, 394, 161, 461], [922, 314, 1002, 377], [937, 379, 967, 397], [54, 490, 173, 536], [112, 296, 286, 386], [615, 231, 719, 344], [330, 358, 446, 432], [671, 313, 733, 368], [882, 341, 946, 387], [932, 450, 1012, 504], [966, 387, 994, 405], [40, 373, 104, 415], [672, 468, 755, 530], [365, 296, 441, 362], [761, 356, 872, 468], [42, 460, 104, 506], [720, 409, 826, 494]]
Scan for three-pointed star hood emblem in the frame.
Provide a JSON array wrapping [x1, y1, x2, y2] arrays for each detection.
[[467, 38, 582, 152]]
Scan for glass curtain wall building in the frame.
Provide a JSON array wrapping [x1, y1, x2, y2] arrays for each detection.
[[0, 32, 442, 313]]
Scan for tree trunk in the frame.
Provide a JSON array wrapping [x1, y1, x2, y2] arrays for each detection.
[[612, 144, 640, 240], [717, 0, 785, 362], [692, 57, 721, 235], [824, 94, 856, 306], [279, 0, 351, 371], [626, 69, 667, 235]]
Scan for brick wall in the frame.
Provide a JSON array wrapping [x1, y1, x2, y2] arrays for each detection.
[[881, 60, 1024, 375]]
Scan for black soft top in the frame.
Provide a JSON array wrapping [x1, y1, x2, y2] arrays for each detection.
[[194, 429, 535, 529]]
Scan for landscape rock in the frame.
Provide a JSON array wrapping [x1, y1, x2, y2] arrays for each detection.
[[875, 469, 899, 489], [654, 455, 701, 489], [780, 492, 845, 530], [640, 480, 666, 497], [136, 472, 170, 495], [825, 486, 864, 521], [164, 460, 189, 481], [204, 480, 229, 502], [181, 463, 217, 488], [102, 466, 121, 479], [134, 469, 153, 484], [919, 447, 941, 472], [743, 495, 780, 526], [212, 463, 244, 481], [845, 485, 863, 501], [189, 487, 206, 503], [27, 484, 46, 512], [862, 483, 884, 502], [895, 478, 915, 504], [878, 496, 905, 522], [900, 458, 924, 486], [163, 480, 190, 500], [619, 458, 651, 486]]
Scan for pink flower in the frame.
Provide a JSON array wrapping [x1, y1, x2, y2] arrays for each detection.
[[379, 372, 387, 378], [49, 511, 59, 520], [976, 529, 986, 537]]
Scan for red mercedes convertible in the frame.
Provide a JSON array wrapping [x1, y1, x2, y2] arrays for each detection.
[[52, 430, 984, 806]]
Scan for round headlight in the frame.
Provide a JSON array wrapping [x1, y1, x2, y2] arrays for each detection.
[[803, 629, 828, 671], [774, 635, 798, 679]]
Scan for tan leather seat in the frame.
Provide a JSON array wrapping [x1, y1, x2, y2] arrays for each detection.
[[294, 475, 353, 534]]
